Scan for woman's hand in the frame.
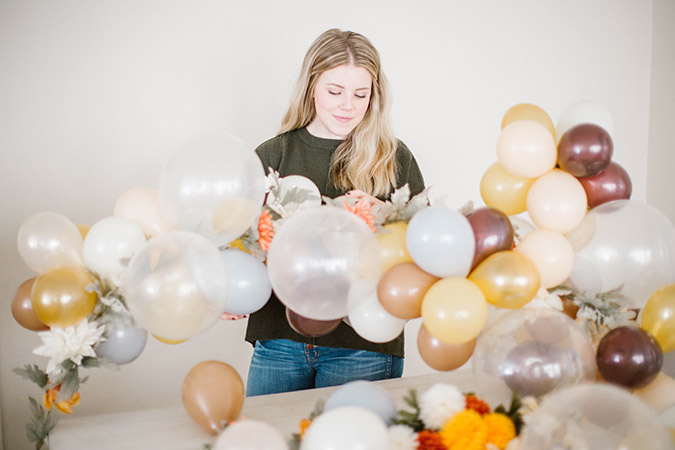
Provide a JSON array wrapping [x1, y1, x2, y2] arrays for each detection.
[[345, 189, 384, 206], [221, 313, 249, 320]]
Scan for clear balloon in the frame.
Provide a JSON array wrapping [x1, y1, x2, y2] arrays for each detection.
[[347, 292, 407, 343], [417, 324, 475, 372], [406, 206, 475, 278], [377, 262, 439, 319], [159, 133, 266, 247], [114, 186, 172, 238], [501, 103, 556, 138], [122, 231, 229, 341], [31, 266, 98, 328], [17, 212, 83, 273], [421, 277, 487, 345], [95, 325, 147, 365], [324, 380, 397, 424], [220, 249, 271, 315], [212, 420, 288, 450], [556, 100, 614, 143], [301, 406, 389, 450], [468, 251, 540, 309], [83, 216, 147, 286], [472, 308, 596, 405], [496, 120, 557, 178], [567, 200, 675, 309], [578, 160, 632, 209], [376, 222, 413, 274], [642, 283, 675, 352], [285, 307, 342, 338], [480, 162, 536, 216], [514, 230, 574, 289], [557, 123, 613, 177], [11, 277, 49, 331], [266, 207, 381, 321], [466, 207, 514, 269], [181, 360, 245, 436], [521, 383, 674, 450], [527, 169, 587, 234]]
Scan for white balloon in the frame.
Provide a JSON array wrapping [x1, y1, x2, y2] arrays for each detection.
[[213, 420, 288, 450], [220, 249, 271, 315], [83, 216, 147, 285], [267, 175, 322, 207], [301, 406, 389, 450], [556, 100, 614, 142], [406, 206, 475, 278], [17, 212, 83, 273], [348, 293, 406, 343]]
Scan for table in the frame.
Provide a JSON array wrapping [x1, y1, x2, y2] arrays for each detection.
[[49, 370, 477, 450]]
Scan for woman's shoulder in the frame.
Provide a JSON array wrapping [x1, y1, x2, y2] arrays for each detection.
[[394, 138, 415, 163]]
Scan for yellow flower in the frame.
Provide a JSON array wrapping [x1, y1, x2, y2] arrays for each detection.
[[43, 384, 81, 414], [440, 409, 487, 450], [484, 413, 516, 450]]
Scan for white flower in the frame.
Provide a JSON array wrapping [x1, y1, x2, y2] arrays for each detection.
[[419, 383, 465, 429], [99, 294, 127, 314], [33, 320, 106, 376], [387, 425, 417, 450], [525, 289, 563, 311]]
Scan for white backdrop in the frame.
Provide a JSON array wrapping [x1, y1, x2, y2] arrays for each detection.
[[0, 1, 670, 449]]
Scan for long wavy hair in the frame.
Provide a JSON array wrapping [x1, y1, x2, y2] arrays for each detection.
[[279, 28, 399, 197]]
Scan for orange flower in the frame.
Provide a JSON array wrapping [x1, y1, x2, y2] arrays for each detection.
[[257, 209, 275, 252], [417, 430, 447, 450], [465, 394, 491, 416], [484, 413, 516, 450], [43, 385, 81, 414], [343, 200, 376, 232], [299, 418, 312, 437], [439, 409, 487, 450]]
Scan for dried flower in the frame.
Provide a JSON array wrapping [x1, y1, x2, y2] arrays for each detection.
[[439, 409, 487, 450], [43, 384, 80, 414], [257, 209, 274, 252], [343, 200, 376, 232], [298, 418, 311, 437], [465, 394, 491, 416], [484, 413, 516, 450], [419, 384, 465, 430], [388, 424, 418, 450], [33, 320, 105, 377], [416, 430, 447, 450]]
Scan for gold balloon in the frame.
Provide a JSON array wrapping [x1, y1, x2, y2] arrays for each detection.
[[31, 266, 97, 328], [182, 360, 245, 435], [376, 222, 413, 273], [11, 277, 49, 331], [501, 103, 556, 139], [480, 162, 536, 216], [641, 283, 675, 352], [153, 334, 188, 345], [76, 224, 90, 240], [421, 277, 487, 345], [469, 251, 540, 309]]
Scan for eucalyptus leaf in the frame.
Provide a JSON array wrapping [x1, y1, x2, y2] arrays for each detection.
[[14, 365, 48, 388], [57, 367, 79, 402]]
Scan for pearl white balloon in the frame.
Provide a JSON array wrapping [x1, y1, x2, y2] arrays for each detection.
[[348, 293, 406, 343], [17, 212, 83, 273], [220, 249, 271, 315], [213, 420, 288, 450], [301, 406, 389, 450]]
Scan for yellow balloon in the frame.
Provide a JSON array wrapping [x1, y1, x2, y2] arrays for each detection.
[[421, 277, 487, 345], [153, 334, 189, 345], [31, 266, 97, 328], [468, 251, 540, 309], [76, 224, 90, 240], [377, 222, 413, 273], [501, 103, 556, 139], [480, 162, 536, 216], [641, 283, 675, 352]]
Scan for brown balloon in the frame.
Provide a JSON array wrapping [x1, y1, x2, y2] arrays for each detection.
[[466, 207, 515, 269], [377, 262, 439, 319], [11, 277, 49, 331], [181, 360, 245, 435], [557, 123, 613, 177], [417, 324, 475, 371], [578, 161, 632, 209], [286, 307, 342, 337]]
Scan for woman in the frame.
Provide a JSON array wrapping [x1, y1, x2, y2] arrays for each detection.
[[244, 28, 425, 396]]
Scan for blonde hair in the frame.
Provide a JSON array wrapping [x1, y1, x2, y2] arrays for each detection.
[[279, 28, 399, 197]]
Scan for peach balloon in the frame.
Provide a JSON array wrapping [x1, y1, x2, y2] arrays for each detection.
[[377, 262, 439, 319], [515, 229, 575, 288], [527, 169, 587, 234], [417, 324, 475, 371], [496, 120, 557, 178], [376, 222, 413, 274], [114, 186, 172, 238], [501, 103, 556, 139]]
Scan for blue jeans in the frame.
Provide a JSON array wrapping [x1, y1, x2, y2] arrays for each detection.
[[246, 339, 404, 397]]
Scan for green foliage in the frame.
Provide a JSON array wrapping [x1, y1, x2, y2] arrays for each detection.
[[494, 391, 524, 435], [26, 397, 58, 450], [13, 365, 48, 389], [392, 389, 425, 432]]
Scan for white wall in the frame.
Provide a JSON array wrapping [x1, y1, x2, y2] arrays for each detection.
[[0, 1, 663, 449]]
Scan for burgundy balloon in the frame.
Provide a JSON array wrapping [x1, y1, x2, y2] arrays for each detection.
[[577, 161, 632, 209], [285, 307, 342, 338], [558, 123, 613, 177], [596, 326, 663, 389], [466, 207, 514, 269]]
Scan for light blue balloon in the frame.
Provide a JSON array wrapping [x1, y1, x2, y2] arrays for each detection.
[[324, 380, 397, 424], [96, 326, 147, 365], [220, 249, 272, 315], [406, 206, 475, 278]]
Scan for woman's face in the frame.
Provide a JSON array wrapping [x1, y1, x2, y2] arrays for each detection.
[[307, 64, 372, 139]]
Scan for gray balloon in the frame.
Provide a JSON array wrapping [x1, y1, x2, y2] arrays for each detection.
[[96, 327, 148, 365], [500, 340, 566, 397], [324, 380, 397, 424]]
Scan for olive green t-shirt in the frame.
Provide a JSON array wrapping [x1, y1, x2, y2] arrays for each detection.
[[245, 127, 425, 357]]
